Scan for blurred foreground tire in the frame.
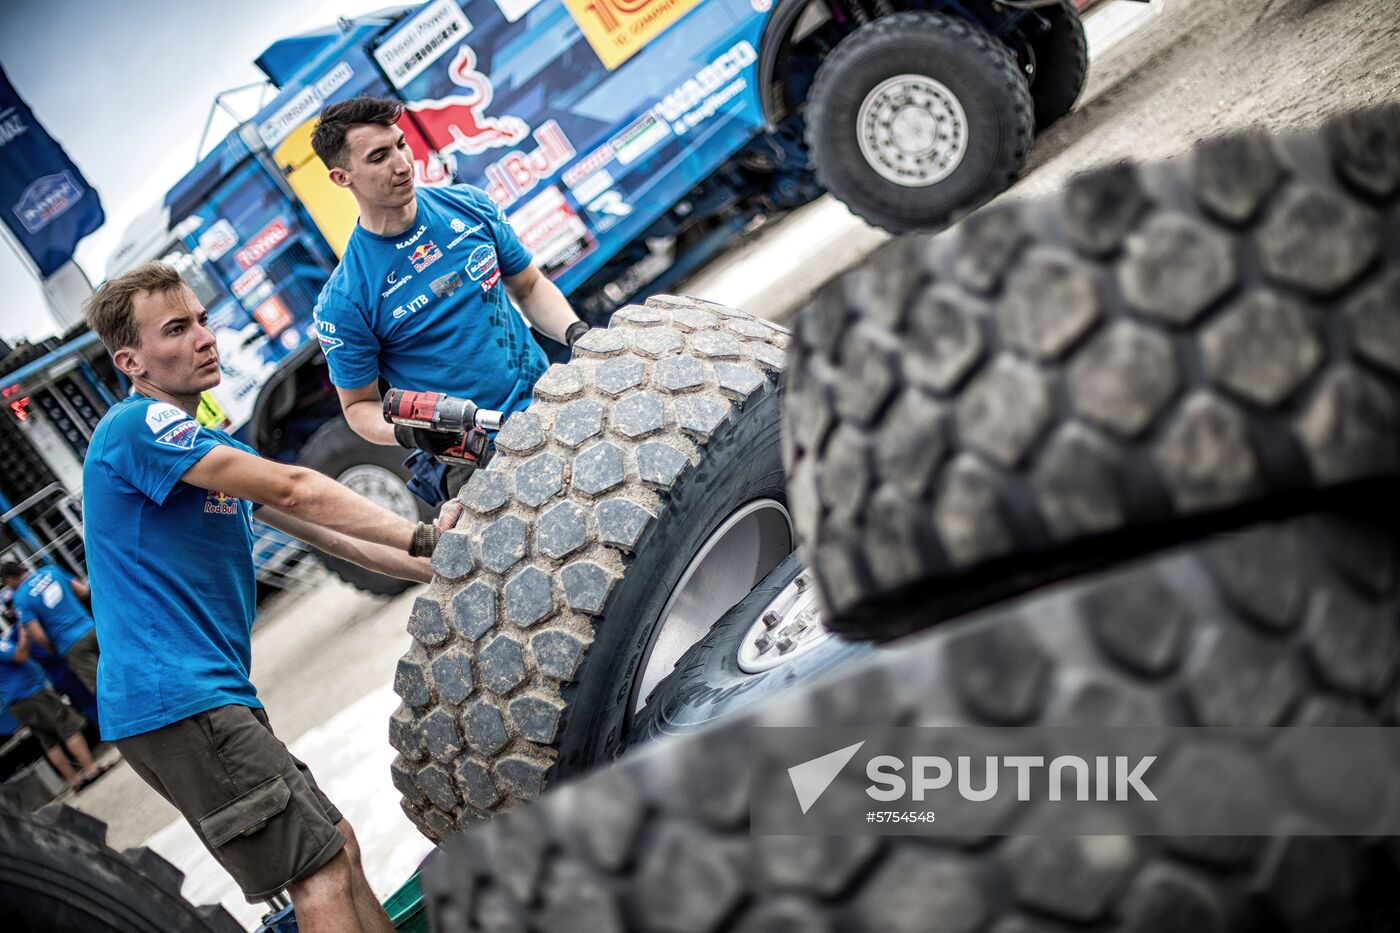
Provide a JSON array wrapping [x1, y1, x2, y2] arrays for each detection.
[[786, 104, 1400, 639], [422, 501, 1400, 932], [0, 789, 242, 933]]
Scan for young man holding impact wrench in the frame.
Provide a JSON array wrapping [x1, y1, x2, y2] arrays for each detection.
[[310, 97, 590, 504], [81, 263, 462, 932]]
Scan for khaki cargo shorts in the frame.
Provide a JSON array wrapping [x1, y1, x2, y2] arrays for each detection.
[[8, 687, 85, 750], [117, 704, 345, 902]]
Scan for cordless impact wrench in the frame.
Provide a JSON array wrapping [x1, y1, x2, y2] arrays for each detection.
[[382, 388, 505, 466]]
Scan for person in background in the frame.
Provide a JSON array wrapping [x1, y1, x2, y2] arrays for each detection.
[[2, 561, 99, 695], [0, 620, 100, 791]]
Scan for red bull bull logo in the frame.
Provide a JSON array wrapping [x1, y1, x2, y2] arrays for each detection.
[[398, 46, 530, 186], [410, 241, 443, 272]]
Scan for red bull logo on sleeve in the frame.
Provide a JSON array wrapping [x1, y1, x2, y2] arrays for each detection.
[[410, 241, 443, 272], [398, 46, 530, 187]]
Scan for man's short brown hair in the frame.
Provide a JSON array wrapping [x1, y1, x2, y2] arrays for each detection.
[[311, 97, 404, 170], [84, 261, 186, 354]]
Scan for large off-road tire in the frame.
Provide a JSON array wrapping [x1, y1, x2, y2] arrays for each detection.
[[786, 104, 1400, 639], [298, 417, 433, 596], [806, 11, 1035, 234], [628, 551, 872, 745], [388, 296, 792, 840], [421, 503, 1400, 932], [0, 790, 242, 933], [1024, 0, 1089, 130]]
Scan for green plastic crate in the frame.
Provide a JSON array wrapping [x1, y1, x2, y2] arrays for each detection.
[[384, 871, 427, 933]]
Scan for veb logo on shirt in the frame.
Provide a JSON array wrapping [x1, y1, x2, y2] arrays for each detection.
[[410, 242, 442, 272], [204, 490, 240, 515]]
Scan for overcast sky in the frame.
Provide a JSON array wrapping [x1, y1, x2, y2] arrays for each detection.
[[0, 0, 393, 345]]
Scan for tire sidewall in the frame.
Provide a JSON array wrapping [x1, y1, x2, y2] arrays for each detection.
[[552, 384, 789, 775], [810, 13, 1030, 230]]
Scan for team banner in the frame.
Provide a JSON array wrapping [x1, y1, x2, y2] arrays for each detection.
[[563, 0, 704, 69], [0, 65, 104, 277]]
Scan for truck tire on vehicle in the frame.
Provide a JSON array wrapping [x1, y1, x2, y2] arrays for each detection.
[[389, 296, 791, 840], [1024, 0, 1089, 130], [786, 104, 1400, 639], [805, 11, 1034, 234], [298, 417, 434, 597], [422, 505, 1400, 933], [629, 551, 873, 745], [0, 790, 243, 933]]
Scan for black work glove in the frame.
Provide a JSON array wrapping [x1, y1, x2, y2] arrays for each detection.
[[565, 320, 591, 350], [394, 423, 462, 455]]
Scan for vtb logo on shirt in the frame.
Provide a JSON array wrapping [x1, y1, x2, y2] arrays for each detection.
[[204, 490, 240, 516]]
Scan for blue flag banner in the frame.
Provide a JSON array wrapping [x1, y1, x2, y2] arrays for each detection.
[[0, 65, 104, 277]]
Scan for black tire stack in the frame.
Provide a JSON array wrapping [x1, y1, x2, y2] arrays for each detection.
[[420, 103, 1400, 931]]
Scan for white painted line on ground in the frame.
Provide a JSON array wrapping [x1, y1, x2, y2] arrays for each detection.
[[145, 686, 431, 930]]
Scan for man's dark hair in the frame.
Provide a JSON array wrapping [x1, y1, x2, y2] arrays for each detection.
[[84, 262, 186, 354], [311, 97, 405, 170], [0, 561, 26, 581]]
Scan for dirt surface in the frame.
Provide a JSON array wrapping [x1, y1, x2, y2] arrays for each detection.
[[1020, 0, 1400, 196], [683, 0, 1400, 323]]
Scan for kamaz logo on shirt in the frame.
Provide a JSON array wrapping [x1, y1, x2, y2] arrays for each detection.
[[410, 242, 442, 272], [466, 245, 498, 281], [204, 490, 240, 515], [431, 271, 464, 298], [145, 403, 186, 433], [395, 225, 428, 249], [318, 333, 344, 353], [156, 420, 199, 450]]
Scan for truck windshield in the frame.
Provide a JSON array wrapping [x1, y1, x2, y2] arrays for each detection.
[[161, 245, 225, 309]]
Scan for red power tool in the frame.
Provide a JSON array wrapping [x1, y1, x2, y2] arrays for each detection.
[[382, 388, 505, 466]]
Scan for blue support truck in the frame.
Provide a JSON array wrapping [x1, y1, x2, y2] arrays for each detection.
[[3, 0, 1085, 592]]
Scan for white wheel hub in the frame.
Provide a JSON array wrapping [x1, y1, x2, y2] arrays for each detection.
[[856, 73, 969, 187], [337, 465, 419, 521], [736, 571, 833, 674]]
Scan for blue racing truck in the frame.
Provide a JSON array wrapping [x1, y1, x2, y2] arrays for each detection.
[[3, 0, 1086, 593]]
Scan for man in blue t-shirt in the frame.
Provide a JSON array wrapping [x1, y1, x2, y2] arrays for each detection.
[[2, 562, 100, 694], [1, 621, 101, 790], [81, 262, 462, 930], [310, 97, 589, 504]]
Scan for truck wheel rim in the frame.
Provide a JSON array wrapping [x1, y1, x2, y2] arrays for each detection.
[[337, 465, 419, 521], [630, 499, 794, 717], [856, 74, 969, 187], [734, 570, 834, 673]]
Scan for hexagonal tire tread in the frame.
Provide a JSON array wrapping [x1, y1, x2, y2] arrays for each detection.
[[390, 295, 788, 839], [784, 104, 1400, 639]]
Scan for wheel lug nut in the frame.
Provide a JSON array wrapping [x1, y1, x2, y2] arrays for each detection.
[[795, 575, 808, 591], [754, 633, 773, 652], [776, 636, 795, 653], [762, 610, 782, 629]]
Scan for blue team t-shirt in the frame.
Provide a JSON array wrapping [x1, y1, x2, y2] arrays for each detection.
[[0, 627, 48, 706], [82, 394, 261, 740], [313, 184, 547, 417], [12, 566, 95, 656]]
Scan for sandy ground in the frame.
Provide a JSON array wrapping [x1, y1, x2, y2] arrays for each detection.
[[61, 0, 1398, 927]]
